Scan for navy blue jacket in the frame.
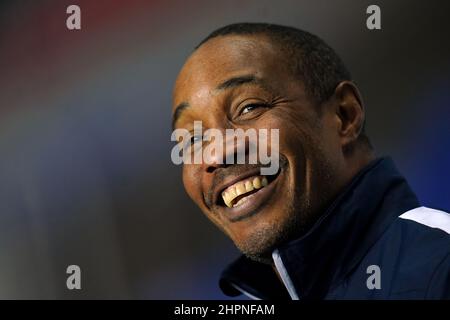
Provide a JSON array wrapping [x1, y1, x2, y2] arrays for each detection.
[[219, 157, 450, 299]]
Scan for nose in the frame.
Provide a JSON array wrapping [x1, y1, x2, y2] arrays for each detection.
[[202, 130, 250, 173]]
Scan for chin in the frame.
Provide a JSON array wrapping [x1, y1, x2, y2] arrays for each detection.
[[231, 210, 299, 263]]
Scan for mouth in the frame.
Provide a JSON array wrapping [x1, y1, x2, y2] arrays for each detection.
[[214, 167, 283, 222], [220, 175, 272, 207]]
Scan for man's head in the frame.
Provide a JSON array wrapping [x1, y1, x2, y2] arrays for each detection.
[[172, 23, 374, 263]]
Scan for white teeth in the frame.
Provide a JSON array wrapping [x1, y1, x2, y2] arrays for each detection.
[[236, 184, 246, 196], [221, 176, 270, 208], [223, 193, 231, 208], [245, 181, 254, 192], [253, 177, 261, 189]]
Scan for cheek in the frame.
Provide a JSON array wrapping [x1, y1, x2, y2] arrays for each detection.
[[259, 111, 309, 157], [263, 109, 323, 188], [182, 164, 225, 230], [182, 164, 202, 203]]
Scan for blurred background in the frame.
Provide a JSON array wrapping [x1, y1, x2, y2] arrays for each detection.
[[0, 0, 449, 299]]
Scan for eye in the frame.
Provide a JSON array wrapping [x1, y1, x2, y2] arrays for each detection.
[[190, 135, 202, 145], [181, 134, 202, 149], [240, 103, 268, 115]]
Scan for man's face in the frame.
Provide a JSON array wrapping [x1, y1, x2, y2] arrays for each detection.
[[172, 35, 342, 262]]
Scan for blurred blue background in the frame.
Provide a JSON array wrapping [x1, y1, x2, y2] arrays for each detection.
[[0, 0, 448, 299]]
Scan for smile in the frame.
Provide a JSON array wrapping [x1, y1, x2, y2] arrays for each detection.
[[221, 176, 269, 208], [213, 165, 283, 222]]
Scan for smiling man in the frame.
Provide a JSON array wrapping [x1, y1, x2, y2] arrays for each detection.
[[171, 23, 450, 300]]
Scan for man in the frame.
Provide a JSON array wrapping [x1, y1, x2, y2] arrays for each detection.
[[171, 23, 450, 299]]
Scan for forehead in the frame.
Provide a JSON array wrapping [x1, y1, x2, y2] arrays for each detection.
[[172, 35, 291, 111]]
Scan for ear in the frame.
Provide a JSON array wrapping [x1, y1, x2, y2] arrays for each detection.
[[333, 81, 365, 149]]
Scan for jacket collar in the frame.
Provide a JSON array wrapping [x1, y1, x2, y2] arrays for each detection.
[[219, 157, 420, 299]]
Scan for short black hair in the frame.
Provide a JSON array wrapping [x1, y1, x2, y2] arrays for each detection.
[[196, 23, 351, 105]]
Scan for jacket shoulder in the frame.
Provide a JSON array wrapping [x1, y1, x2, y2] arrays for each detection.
[[380, 206, 450, 298], [398, 206, 450, 235], [336, 207, 450, 299]]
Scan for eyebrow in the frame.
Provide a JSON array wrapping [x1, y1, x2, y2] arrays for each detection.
[[172, 102, 190, 129], [215, 74, 259, 90], [172, 74, 262, 129]]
